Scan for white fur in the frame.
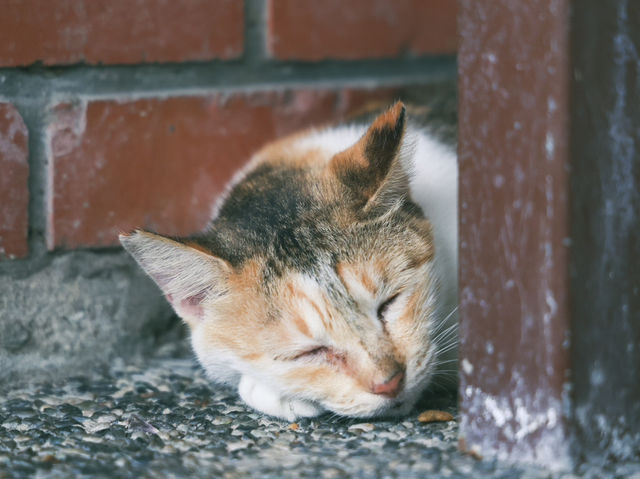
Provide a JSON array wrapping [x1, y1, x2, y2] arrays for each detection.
[[295, 125, 366, 155], [408, 130, 458, 322]]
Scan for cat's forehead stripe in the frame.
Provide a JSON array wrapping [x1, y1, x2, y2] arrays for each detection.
[[293, 314, 311, 338], [357, 269, 377, 295], [291, 276, 337, 336], [335, 261, 379, 297]]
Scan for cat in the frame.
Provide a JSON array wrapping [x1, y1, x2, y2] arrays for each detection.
[[120, 101, 458, 421]]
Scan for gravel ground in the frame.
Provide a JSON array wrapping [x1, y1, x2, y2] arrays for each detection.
[[0, 346, 638, 479]]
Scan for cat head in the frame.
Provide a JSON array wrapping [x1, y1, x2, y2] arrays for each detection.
[[121, 103, 444, 417]]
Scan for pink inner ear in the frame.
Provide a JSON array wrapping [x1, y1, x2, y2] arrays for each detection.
[[179, 297, 204, 319], [166, 291, 207, 320]]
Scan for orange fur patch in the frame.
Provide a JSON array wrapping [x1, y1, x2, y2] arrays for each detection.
[[284, 366, 336, 393], [407, 219, 435, 266], [358, 269, 377, 295], [335, 261, 378, 297], [293, 315, 311, 338], [369, 101, 405, 134], [230, 258, 263, 293], [331, 138, 368, 172], [329, 101, 405, 198]]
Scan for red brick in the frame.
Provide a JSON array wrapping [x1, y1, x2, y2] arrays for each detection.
[[267, 0, 457, 60], [46, 88, 399, 249], [0, 0, 243, 67], [0, 103, 29, 259]]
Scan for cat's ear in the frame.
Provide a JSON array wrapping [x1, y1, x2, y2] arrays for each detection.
[[119, 230, 230, 324], [330, 101, 411, 216]]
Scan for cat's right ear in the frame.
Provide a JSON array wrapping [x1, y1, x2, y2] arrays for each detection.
[[119, 230, 230, 325], [330, 102, 411, 217]]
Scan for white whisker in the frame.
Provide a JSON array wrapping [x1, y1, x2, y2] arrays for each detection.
[[435, 342, 458, 355]]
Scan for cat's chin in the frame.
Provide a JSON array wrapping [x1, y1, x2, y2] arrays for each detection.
[[318, 390, 420, 419], [325, 401, 414, 420], [359, 400, 415, 419], [316, 371, 434, 419]]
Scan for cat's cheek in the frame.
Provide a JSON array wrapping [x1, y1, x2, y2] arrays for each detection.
[[188, 324, 242, 386]]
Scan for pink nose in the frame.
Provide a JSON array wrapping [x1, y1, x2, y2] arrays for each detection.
[[371, 371, 404, 398]]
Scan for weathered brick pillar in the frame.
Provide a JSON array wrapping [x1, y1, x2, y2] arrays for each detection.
[[458, 0, 640, 467]]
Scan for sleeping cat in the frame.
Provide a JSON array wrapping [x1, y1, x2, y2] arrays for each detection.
[[120, 102, 458, 421]]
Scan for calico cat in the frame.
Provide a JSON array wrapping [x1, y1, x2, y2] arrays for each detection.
[[120, 101, 458, 421]]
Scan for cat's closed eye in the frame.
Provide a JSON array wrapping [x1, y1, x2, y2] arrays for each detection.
[[291, 346, 349, 372], [377, 293, 400, 322], [292, 346, 329, 361]]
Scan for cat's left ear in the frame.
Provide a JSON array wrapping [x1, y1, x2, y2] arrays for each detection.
[[119, 230, 231, 325], [330, 101, 411, 216]]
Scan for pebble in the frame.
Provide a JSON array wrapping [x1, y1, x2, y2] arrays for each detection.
[[417, 410, 455, 423], [227, 441, 249, 452], [347, 423, 375, 433]]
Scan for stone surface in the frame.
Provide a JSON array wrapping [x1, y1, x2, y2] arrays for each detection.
[[0, 103, 29, 259], [0, 251, 174, 388], [0, 0, 243, 66], [0, 350, 633, 478], [46, 88, 398, 249], [267, 0, 457, 60]]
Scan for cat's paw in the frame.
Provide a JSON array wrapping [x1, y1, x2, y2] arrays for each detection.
[[238, 375, 324, 421]]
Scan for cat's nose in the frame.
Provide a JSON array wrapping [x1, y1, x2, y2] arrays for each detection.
[[371, 370, 404, 398]]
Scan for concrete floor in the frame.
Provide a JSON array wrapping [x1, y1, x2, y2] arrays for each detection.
[[0, 346, 637, 479]]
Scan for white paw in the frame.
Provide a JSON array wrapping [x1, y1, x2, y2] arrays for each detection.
[[238, 375, 324, 421]]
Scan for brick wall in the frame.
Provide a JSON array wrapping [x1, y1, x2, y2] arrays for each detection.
[[0, 0, 456, 261], [0, 0, 455, 384]]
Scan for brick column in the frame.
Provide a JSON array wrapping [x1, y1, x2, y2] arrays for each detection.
[[458, 0, 639, 467]]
